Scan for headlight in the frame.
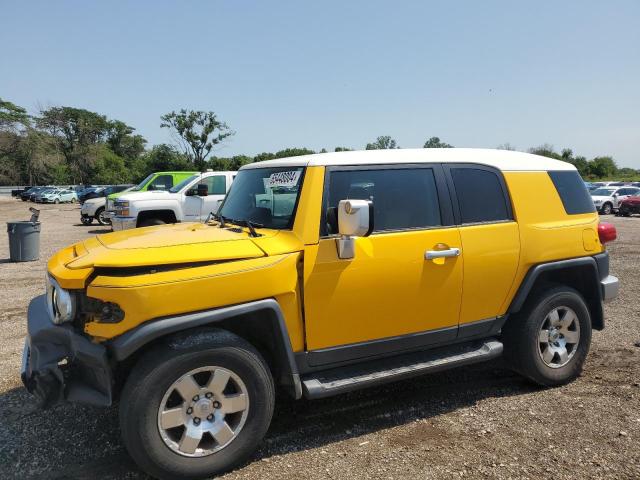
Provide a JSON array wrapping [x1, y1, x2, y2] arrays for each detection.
[[115, 200, 130, 217], [46, 275, 76, 324], [593, 199, 602, 204]]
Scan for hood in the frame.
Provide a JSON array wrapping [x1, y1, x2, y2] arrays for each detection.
[[65, 222, 280, 269], [84, 197, 104, 205], [590, 195, 611, 202]]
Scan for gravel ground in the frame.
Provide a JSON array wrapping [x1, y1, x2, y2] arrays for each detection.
[[0, 196, 638, 480]]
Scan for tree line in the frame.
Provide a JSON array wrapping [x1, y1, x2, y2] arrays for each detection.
[[1, 98, 637, 186]]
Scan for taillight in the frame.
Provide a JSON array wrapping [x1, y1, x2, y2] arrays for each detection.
[[598, 223, 617, 244]]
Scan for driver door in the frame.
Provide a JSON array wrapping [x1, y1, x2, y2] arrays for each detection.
[[303, 165, 463, 363], [183, 175, 229, 221]]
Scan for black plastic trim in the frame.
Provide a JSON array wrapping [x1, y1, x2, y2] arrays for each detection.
[[22, 295, 112, 408], [507, 256, 600, 314], [109, 299, 303, 399], [296, 316, 506, 374]]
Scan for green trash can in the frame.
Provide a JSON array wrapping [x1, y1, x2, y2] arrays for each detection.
[[7, 221, 41, 262]]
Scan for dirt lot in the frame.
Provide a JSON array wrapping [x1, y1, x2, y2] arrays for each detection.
[[0, 196, 638, 480]]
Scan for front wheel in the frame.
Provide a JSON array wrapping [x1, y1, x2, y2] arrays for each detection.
[[80, 216, 93, 225], [502, 286, 592, 387], [54, 198, 60, 204], [120, 330, 274, 480], [96, 207, 110, 225], [601, 203, 613, 215]]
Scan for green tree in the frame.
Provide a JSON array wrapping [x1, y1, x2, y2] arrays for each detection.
[[366, 136, 398, 150], [528, 144, 561, 160], [138, 144, 191, 178], [160, 110, 234, 171], [92, 145, 130, 184], [0, 98, 30, 130], [253, 152, 276, 163], [423, 136, 453, 148], [107, 120, 146, 161], [334, 147, 352, 152], [274, 147, 315, 158], [588, 156, 617, 178], [37, 106, 110, 183], [496, 143, 516, 151]]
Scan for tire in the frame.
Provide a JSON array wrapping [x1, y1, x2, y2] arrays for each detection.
[[96, 207, 110, 226], [119, 329, 274, 480], [71, 197, 77, 203], [80, 216, 93, 225], [139, 218, 166, 228], [54, 198, 60, 204], [502, 285, 592, 387], [601, 203, 612, 215]]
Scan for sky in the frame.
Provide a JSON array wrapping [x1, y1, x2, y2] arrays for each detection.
[[1, 1, 639, 167]]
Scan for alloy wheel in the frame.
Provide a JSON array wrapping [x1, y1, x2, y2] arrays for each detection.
[[538, 306, 581, 368], [157, 366, 249, 457]]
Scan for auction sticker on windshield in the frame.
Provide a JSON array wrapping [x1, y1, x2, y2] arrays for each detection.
[[267, 171, 301, 188]]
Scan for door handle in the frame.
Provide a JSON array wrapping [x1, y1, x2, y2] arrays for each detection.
[[425, 247, 461, 260]]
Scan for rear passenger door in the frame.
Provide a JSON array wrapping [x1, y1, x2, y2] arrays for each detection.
[[444, 165, 520, 331]]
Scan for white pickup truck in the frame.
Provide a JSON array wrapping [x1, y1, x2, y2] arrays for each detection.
[[111, 171, 236, 230]]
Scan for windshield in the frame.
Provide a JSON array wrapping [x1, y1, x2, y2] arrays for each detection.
[[591, 188, 615, 196], [219, 167, 305, 229], [169, 175, 198, 193], [132, 173, 154, 191]]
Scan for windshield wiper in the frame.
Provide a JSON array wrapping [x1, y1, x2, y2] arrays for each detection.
[[223, 217, 264, 237]]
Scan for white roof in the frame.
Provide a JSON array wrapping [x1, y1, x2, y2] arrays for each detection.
[[240, 148, 576, 172]]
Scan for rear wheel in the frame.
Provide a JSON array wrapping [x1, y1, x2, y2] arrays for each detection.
[[502, 286, 592, 386], [120, 331, 274, 480]]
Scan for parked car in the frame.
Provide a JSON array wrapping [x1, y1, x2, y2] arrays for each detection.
[[590, 186, 640, 214], [11, 187, 27, 197], [81, 186, 135, 225], [104, 171, 199, 221], [40, 188, 78, 204], [78, 187, 105, 204], [22, 149, 618, 479], [618, 195, 640, 216], [33, 187, 58, 203], [20, 186, 49, 202], [111, 172, 235, 230]]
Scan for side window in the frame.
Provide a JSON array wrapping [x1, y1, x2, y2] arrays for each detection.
[[548, 171, 596, 214], [450, 167, 511, 223], [324, 168, 442, 235], [149, 175, 173, 190], [201, 175, 226, 195]]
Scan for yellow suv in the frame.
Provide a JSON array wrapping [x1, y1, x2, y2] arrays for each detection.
[[22, 149, 619, 479]]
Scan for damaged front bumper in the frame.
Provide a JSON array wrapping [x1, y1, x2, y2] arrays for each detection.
[[21, 295, 113, 408]]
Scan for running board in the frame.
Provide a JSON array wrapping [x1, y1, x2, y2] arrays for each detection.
[[301, 339, 503, 399]]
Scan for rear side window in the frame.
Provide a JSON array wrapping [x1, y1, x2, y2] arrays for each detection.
[[548, 171, 596, 215], [450, 167, 511, 223], [150, 174, 173, 190]]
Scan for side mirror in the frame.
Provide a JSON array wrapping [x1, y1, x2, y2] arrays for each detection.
[[336, 199, 373, 259], [147, 185, 156, 191], [197, 184, 209, 197]]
